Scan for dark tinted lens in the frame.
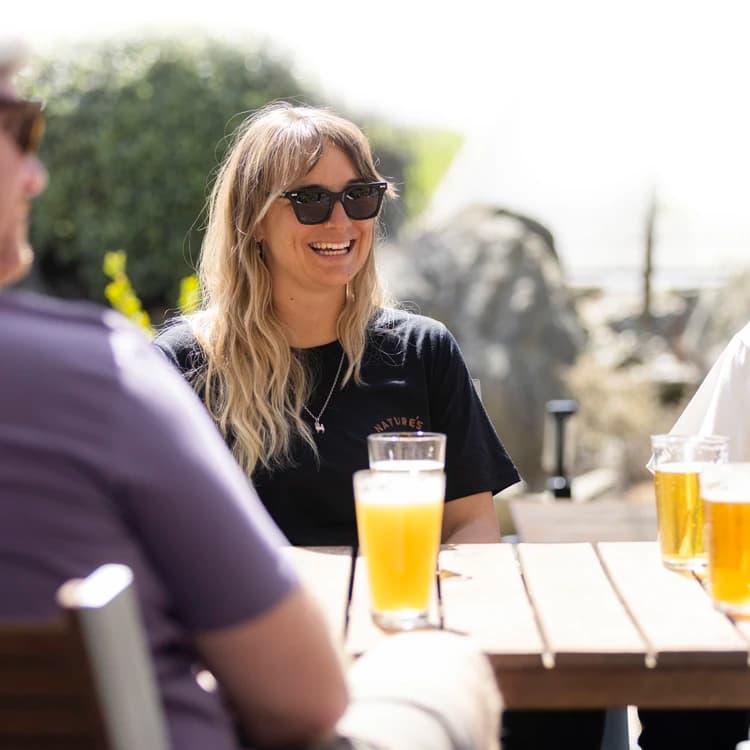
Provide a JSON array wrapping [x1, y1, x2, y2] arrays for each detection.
[[343, 184, 382, 220], [292, 188, 331, 224], [284, 183, 385, 224]]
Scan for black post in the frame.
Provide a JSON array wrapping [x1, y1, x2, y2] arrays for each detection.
[[545, 399, 578, 499]]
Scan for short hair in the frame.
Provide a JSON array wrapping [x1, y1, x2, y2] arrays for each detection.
[[0, 38, 29, 83]]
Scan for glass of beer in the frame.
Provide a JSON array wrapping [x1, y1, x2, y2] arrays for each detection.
[[353, 468, 445, 630], [367, 431, 446, 472], [650, 434, 728, 572], [700, 463, 750, 616]]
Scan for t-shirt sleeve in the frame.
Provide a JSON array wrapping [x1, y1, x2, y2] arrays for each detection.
[[426, 323, 521, 500], [152, 320, 205, 380], [109, 325, 298, 631]]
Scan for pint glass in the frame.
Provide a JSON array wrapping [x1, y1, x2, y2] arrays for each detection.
[[367, 431, 446, 472], [701, 463, 750, 616], [353, 468, 445, 630], [650, 434, 728, 572]]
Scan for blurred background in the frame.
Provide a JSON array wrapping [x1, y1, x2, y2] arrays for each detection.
[[9, 0, 750, 496]]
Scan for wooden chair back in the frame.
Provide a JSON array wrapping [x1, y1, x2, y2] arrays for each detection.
[[0, 565, 169, 750]]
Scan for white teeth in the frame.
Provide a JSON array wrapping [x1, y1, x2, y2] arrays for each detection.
[[310, 241, 350, 250], [309, 241, 352, 255]]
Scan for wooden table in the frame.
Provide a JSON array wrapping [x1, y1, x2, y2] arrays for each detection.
[[284, 542, 750, 710]]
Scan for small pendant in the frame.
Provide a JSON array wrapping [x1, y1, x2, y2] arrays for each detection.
[[314, 420, 325, 434]]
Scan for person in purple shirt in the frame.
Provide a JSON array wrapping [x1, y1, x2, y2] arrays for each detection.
[[0, 39, 501, 750]]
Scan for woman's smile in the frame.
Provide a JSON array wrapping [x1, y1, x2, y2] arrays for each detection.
[[309, 240, 354, 256]]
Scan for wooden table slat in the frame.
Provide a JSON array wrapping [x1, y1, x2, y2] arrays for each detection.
[[281, 547, 352, 642], [518, 543, 647, 666], [439, 544, 544, 667], [597, 542, 749, 666]]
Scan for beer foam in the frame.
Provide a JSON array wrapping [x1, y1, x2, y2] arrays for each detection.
[[370, 459, 444, 472], [702, 492, 750, 504], [357, 493, 444, 506], [655, 462, 705, 474], [355, 469, 445, 505]]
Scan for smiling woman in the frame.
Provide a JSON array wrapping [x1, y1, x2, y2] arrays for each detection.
[[154, 101, 519, 548]]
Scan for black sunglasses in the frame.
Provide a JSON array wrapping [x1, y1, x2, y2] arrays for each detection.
[[280, 181, 387, 225], [0, 98, 45, 155]]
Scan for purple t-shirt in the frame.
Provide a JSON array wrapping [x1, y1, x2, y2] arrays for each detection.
[[0, 290, 299, 750]]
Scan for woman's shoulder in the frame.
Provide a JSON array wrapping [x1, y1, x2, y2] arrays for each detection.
[[154, 317, 198, 350], [365, 309, 457, 370], [370, 307, 450, 342], [153, 317, 205, 372]]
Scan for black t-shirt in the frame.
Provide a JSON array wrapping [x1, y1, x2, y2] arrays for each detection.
[[154, 309, 520, 545]]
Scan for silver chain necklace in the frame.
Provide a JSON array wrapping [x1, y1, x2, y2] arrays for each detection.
[[303, 349, 345, 435]]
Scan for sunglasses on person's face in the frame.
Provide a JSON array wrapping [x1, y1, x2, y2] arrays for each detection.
[[0, 98, 45, 155], [280, 181, 387, 225]]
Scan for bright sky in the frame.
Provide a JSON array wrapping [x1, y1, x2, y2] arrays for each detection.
[[9, 0, 750, 289]]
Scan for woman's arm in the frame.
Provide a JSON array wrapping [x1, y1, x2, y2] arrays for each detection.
[[442, 491, 500, 543]]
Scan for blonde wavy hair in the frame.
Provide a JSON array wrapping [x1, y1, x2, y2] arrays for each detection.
[[190, 102, 395, 475]]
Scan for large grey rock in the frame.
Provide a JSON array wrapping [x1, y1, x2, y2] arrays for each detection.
[[564, 291, 702, 488], [377, 205, 586, 489]]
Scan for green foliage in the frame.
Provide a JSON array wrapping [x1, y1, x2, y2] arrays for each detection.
[[177, 274, 201, 314], [22, 37, 313, 309], [403, 130, 463, 220], [103, 249, 200, 331], [102, 250, 153, 336]]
